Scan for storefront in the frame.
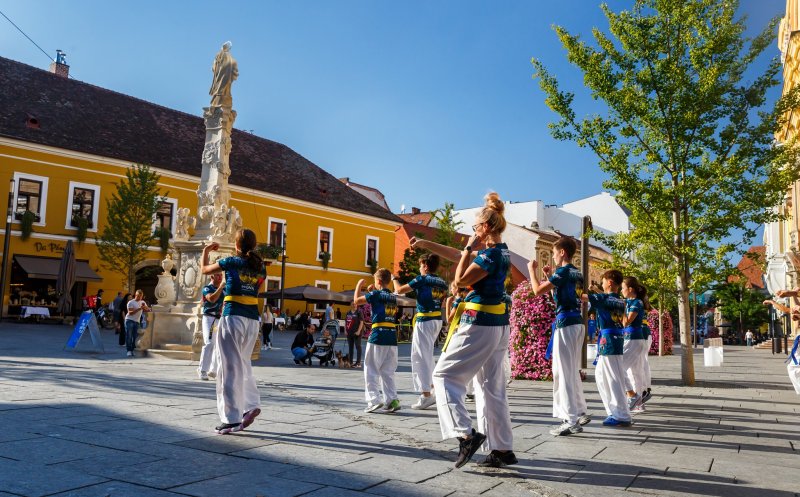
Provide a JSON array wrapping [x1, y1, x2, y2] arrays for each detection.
[[9, 254, 102, 318]]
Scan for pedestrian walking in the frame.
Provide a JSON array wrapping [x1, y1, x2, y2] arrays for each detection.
[[117, 293, 131, 346], [261, 306, 273, 350], [200, 228, 264, 435], [528, 236, 590, 436], [345, 303, 363, 367], [413, 192, 516, 469], [392, 253, 447, 410], [198, 273, 224, 380], [354, 269, 400, 414]]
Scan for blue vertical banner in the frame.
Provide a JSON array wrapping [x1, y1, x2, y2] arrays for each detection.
[[64, 311, 104, 352], [588, 318, 597, 342]]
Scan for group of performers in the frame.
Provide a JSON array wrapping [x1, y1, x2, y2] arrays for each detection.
[[196, 192, 656, 469]]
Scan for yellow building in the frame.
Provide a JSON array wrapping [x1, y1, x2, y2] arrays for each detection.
[[0, 55, 400, 319]]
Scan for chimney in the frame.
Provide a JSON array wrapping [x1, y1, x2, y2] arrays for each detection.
[[49, 50, 69, 78], [411, 207, 421, 215]]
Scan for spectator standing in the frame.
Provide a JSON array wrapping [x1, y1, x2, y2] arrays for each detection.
[[345, 303, 364, 367], [125, 290, 150, 357], [261, 306, 274, 350], [325, 303, 335, 323], [117, 293, 131, 346], [745, 329, 754, 348], [111, 291, 124, 333]]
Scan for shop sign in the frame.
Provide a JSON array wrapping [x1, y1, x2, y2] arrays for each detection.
[[34, 242, 65, 254]]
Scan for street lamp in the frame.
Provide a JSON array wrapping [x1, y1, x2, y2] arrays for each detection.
[[279, 229, 287, 313], [0, 178, 16, 322]]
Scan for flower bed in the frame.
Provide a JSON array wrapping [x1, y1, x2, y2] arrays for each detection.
[[509, 281, 556, 380], [647, 309, 674, 355]]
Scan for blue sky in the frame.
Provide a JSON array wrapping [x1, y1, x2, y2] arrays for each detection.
[[0, 0, 786, 214]]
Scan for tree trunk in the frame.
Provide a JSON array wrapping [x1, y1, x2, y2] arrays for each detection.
[[677, 268, 695, 386], [658, 301, 664, 356]]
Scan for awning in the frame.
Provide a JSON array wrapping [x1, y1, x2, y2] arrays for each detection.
[[14, 255, 102, 282]]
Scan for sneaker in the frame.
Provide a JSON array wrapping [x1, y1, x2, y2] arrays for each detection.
[[455, 430, 487, 468], [126, 351, 133, 357], [577, 414, 591, 426], [364, 402, 384, 413], [477, 450, 518, 468], [631, 404, 646, 415], [198, 371, 209, 381], [267, 343, 272, 350], [640, 390, 652, 404], [627, 394, 642, 411], [207, 371, 216, 379], [215, 422, 242, 435], [261, 344, 267, 350], [294, 359, 301, 365], [602, 416, 632, 427], [549, 421, 583, 436], [242, 408, 261, 429], [411, 394, 436, 410], [465, 394, 475, 403], [384, 399, 401, 413]]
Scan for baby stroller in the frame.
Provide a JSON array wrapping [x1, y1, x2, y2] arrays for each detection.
[[311, 319, 339, 366]]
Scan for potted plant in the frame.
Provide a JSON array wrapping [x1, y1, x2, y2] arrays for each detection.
[[255, 243, 282, 262], [154, 227, 171, 252], [367, 258, 378, 274], [319, 251, 331, 270], [73, 216, 89, 243], [20, 210, 35, 241]]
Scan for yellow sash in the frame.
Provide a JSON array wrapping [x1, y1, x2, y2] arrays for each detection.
[[224, 295, 259, 305], [371, 321, 397, 329], [443, 302, 507, 352], [412, 310, 442, 329]]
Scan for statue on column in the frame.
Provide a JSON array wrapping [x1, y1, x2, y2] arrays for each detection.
[[209, 41, 238, 108]]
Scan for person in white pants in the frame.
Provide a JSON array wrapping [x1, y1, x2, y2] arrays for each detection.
[[354, 269, 401, 414], [198, 273, 224, 381], [621, 276, 650, 413], [200, 228, 264, 435], [415, 192, 516, 469], [587, 270, 632, 427], [392, 253, 447, 410], [528, 236, 588, 436]]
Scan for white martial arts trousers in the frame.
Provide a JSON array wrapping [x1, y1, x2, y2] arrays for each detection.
[[788, 362, 800, 394], [214, 315, 260, 424], [198, 315, 217, 374], [623, 338, 648, 395], [433, 323, 513, 451], [364, 343, 398, 405], [411, 319, 442, 393], [552, 324, 587, 425], [595, 354, 631, 422], [644, 336, 653, 390]]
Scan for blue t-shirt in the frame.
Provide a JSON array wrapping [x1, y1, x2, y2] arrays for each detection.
[[365, 289, 398, 346], [588, 292, 626, 330], [202, 284, 223, 317], [409, 273, 447, 320], [625, 298, 644, 328], [218, 256, 264, 320], [548, 264, 584, 327], [462, 243, 510, 327]]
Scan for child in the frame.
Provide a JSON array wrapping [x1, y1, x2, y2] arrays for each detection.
[[392, 254, 448, 410], [586, 270, 631, 427], [528, 236, 589, 436], [200, 229, 264, 435], [621, 276, 649, 414], [354, 269, 401, 413], [198, 273, 224, 380]]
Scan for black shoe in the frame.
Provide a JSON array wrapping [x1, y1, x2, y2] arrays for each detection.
[[294, 359, 301, 365], [455, 430, 487, 468], [477, 450, 518, 468], [214, 423, 242, 435]]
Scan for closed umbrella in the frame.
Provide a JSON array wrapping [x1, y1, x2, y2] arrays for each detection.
[[56, 240, 76, 317]]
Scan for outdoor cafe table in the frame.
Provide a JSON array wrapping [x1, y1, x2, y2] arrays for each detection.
[[21, 306, 50, 320]]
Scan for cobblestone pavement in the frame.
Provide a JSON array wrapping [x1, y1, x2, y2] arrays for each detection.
[[0, 323, 797, 497]]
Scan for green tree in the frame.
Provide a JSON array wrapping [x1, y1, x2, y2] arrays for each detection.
[[398, 231, 427, 298], [433, 202, 464, 248], [532, 0, 800, 385], [714, 281, 769, 339], [97, 164, 165, 292]]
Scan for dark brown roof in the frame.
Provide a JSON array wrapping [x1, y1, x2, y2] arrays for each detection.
[[398, 212, 434, 226], [732, 246, 766, 289], [0, 56, 400, 223]]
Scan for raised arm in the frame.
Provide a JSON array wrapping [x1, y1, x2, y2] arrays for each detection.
[[353, 279, 368, 306], [201, 242, 222, 275], [764, 299, 791, 314], [527, 258, 555, 296], [411, 237, 475, 264]]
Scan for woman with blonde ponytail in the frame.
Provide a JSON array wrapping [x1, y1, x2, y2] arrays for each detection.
[[201, 228, 265, 435], [411, 192, 515, 469]]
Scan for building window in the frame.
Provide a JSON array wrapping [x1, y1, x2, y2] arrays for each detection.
[[12, 173, 48, 225], [317, 227, 333, 260], [269, 218, 286, 248], [70, 187, 95, 228], [156, 201, 174, 233], [64, 182, 99, 231], [16, 178, 43, 221], [314, 280, 330, 313], [366, 236, 379, 267]]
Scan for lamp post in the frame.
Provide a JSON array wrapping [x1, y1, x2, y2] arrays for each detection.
[[580, 216, 591, 369], [0, 178, 15, 322], [279, 230, 287, 313]]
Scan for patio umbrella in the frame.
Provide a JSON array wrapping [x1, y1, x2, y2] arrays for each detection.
[[338, 289, 417, 308], [258, 284, 350, 305], [56, 240, 76, 316]]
